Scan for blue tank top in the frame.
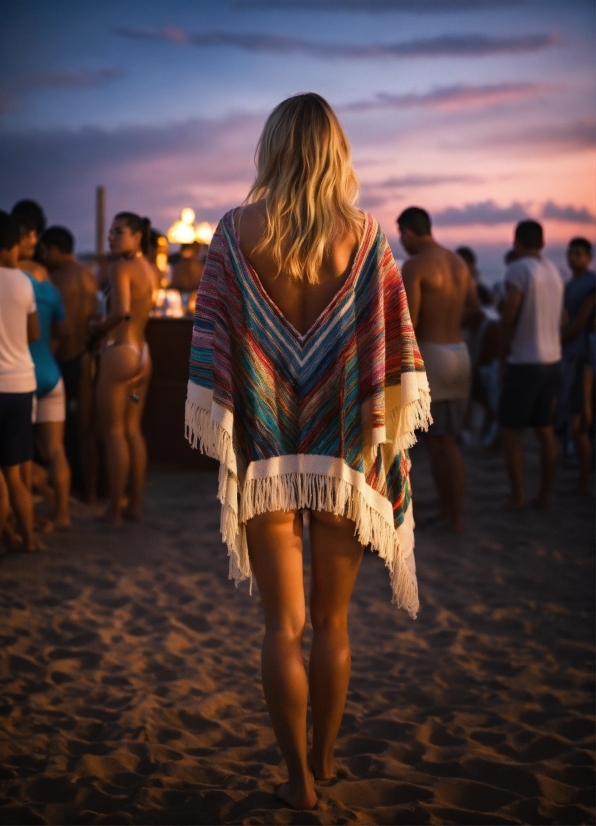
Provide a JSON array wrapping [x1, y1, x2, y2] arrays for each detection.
[[25, 275, 66, 397]]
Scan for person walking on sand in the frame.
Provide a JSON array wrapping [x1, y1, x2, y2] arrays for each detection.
[[499, 220, 564, 509], [0, 211, 43, 552], [398, 207, 479, 533], [185, 94, 431, 810], [89, 212, 153, 524], [39, 226, 99, 503]]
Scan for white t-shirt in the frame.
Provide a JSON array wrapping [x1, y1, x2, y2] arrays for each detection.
[[505, 256, 563, 365], [0, 267, 37, 393]]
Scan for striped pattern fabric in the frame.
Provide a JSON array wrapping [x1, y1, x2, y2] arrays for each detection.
[[186, 209, 431, 617]]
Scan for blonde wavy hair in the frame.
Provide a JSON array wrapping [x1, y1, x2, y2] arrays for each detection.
[[246, 93, 361, 284]]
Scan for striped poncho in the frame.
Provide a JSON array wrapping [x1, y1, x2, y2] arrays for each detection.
[[185, 210, 431, 617]]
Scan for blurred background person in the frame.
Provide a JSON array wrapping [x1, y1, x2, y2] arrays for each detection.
[[458, 246, 501, 448], [88, 212, 153, 524], [499, 220, 563, 509], [0, 211, 41, 552], [560, 237, 595, 495], [12, 200, 47, 260], [16, 217, 71, 530], [399, 207, 479, 533], [39, 226, 99, 503], [170, 241, 205, 292]]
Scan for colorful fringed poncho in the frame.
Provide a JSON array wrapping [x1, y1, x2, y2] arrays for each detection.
[[185, 210, 431, 618]]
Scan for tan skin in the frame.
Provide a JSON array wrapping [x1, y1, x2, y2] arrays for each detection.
[[561, 244, 595, 495], [89, 218, 153, 523], [17, 230, 72, 530], [400, 226, 478, 533], [236, 200, 365, 811], [499, 240, 559, 509], [0, 243, 43, 552], [40, 243, 100, 503]]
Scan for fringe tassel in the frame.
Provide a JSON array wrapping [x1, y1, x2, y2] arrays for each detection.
[[241, 473, 419, 618], [389, 389, 432, 451], [185, 398, 420, 617]]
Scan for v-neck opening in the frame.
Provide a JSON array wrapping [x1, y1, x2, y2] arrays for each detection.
[[229, 209, 371, 342]]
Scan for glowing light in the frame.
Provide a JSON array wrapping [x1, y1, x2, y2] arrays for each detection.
[[167, 219, 195, 244], [195, 222, 214, 245], [180, 207, 195, 225]]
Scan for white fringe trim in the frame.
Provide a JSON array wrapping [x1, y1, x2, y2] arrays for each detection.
[[185, 397, 420, 618], [389, 388, 433, 451]]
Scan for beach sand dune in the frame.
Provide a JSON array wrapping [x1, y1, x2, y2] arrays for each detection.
[[0, 437, 593, 824]]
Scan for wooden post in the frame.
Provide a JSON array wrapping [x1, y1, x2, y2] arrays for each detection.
[[96, 185, 106, 258]]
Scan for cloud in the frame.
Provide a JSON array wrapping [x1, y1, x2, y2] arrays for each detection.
[[18, 68, 125, 92], [234, 0, 521, 11], [433, 200, 530, 225], [0, 113, 263, 250], [115, 27, 558, 59], [542, 201, 596, 224], [343, 82, 558, 113], [447, 120, 596, 154], [379, 174, 482, 187], [1, 68, 125, 114]]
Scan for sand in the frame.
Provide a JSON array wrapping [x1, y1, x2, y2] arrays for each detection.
[[0, 436, 594, 825]]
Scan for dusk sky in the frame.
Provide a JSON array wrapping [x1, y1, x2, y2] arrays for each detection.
[[1, 0, 594, 282]]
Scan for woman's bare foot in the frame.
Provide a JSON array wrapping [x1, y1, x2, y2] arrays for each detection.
[[23, 537, 48, 553], [53, 516, 71, 531], [308, 749, 336, 781], [276, 778, 316, 810], [531, 496, 551, 509], [34, 514, 55, 533]]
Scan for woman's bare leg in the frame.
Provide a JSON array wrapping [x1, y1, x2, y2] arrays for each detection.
[[246, 510, 316, 810], [123, 355, 151, 520], [96, 347, 138, 523], [308, 511, 364, 780], [35, 421, 71, 529]]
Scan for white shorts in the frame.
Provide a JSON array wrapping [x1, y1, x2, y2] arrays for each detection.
[[33, 378, 66, 424]]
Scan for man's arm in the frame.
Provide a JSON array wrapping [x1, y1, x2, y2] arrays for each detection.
[[27, 311, 40, 343], [401, 259, 422, 331], [561, 291, 595, 344], [499, 282, 523, 374]]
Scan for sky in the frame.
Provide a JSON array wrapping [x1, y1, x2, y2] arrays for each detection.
[[0, 0, 594, 283]]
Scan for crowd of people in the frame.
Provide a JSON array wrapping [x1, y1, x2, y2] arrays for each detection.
[[0, 196, 593, 552], [398, 207, 594, 531], [0, 201, 155, 550]]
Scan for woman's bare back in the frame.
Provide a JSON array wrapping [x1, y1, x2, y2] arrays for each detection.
[[111, 256, 154, 348], [235, 201, 364, 336]]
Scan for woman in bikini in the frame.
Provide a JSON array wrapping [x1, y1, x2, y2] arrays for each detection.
[[89, 212, 153, 524], [186, 94, 430, 809]]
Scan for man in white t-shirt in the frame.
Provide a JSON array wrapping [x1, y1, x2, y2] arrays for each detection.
[[0, 210, 42, 552], [499, 220, 564, 509]]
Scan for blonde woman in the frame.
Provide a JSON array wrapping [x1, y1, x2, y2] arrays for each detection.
[[186, 93, 431, 809]]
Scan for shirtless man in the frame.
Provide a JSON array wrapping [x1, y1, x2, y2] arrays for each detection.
[[39, 226, 98, 502], [170, 243, 205, 292], [88, 212, 154, 523], [398, 207, 478, 532]]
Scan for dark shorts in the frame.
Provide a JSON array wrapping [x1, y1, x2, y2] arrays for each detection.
[[499, 362, 562, 429], [58, 353, 82, 414], [0, 391, 34, 467], [427, 397, 467, 436]]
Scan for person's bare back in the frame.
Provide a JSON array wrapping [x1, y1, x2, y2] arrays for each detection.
[[402, 242, 475, 344], [110, 255, 154, 349], [234, 200, 364, 336], [50, 260, 98, 360]]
